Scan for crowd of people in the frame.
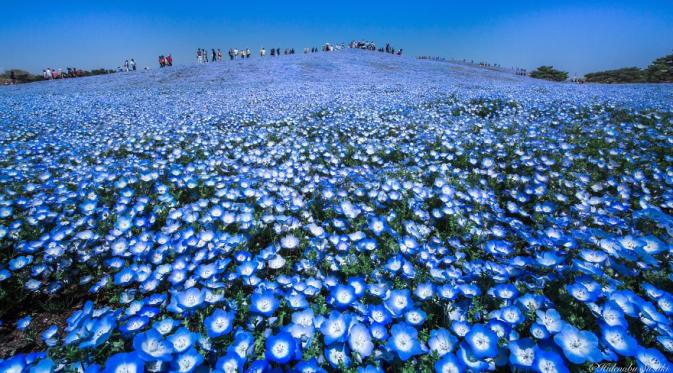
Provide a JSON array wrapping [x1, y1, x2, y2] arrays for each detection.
[[350, 40, 402, 55], [158, 54, 173, 68], [42, 67, 86, 80]]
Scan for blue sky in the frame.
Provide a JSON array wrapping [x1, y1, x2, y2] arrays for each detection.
[[1, 0, 672, 75]]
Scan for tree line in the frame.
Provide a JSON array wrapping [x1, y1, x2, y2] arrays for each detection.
[[529, 52, 673, 83]]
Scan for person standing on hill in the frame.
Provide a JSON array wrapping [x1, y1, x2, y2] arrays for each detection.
[[130, 59, 136, 71], [212, 48, 217, 62], [167, 54, 173, 66], [260, 48, 266, 57]]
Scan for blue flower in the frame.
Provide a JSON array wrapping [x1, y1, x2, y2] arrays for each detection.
[[508, 338, 536, 367], [532, 349, 569, 373], [167, 327, 199, 354], [464, 324, 499, 359], [214, 352, 244, 372], [324, 343, 351, 369], [601, 325, 638, 357], [553, 324, 602, 364], [320, 311, 351, 345], [384, 289, 413, 318], [250, 291, 279, 317], [103, 352, 143, 373], [434, 353, 464, 373], [265, 331, 300, 365], [170, 347, 203, 373], [427, 328, 458, 357], [204, 309, 235, 338], [329, 284, 356, 310], [387, 323, 424, 361], [348, 322, 374, 358], [635, 347, 673, 372], [132, 328, 174, 362], [227, 331, 254, 360], [175, 287, 206, 310]]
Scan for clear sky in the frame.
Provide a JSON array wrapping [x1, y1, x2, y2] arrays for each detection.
[[1, 0, 672, 75]]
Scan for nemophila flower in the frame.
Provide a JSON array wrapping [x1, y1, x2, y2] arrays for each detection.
[[601, 325, 638, 357], [635, 347, 673, 372], [428, 328, 458, 357], [404, 308, 427, 326], [464, 324, 499, 359], [250, 291, 279, 317], [133, 328, 174, 361], [0, 355, 26, 373], [320, 311, 351, 345], [532, 349, 569, 373], [600, 301, 627, 327], [103, 352, 143, 373], [167, 327, 198, 353], [329, 284, 356, 310], [325, 343, 351, 369], [370, 323, 389, 341], [227, 331, 254, 360], [508, 338, 536, 368], [348, 322, 374, 358], [79, 315, 116, 349], [457, 342, 492, 371], [17, 316, 32, 331], [387, 323, 424, 361], [204, 309, 234, 338], [567, 282, 599, 303], [553, 324, 602, 364], [385, 289, 413, 318], [265, 331, 301, 365], [175, 287, 206, 310], [434, 352, 464, 373], [536, 309, 562, 334], [215, 352, 243, 372], [171, 347, 204, 373]]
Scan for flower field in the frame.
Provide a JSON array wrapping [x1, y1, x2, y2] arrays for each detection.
[[1, 50, 673, 372]]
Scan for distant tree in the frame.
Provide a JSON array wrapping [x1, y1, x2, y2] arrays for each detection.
[[584, 67, 645, 83], [1, 69, 41, 84], [645, 54, 673, 83], [529, 66, 568, 82]]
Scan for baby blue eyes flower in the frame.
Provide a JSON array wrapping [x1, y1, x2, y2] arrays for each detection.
[[434, 353, 464, 373], [215, 352, 244, 372], [325, 343, 351, 368], [347, 323, 374, 358], [329, 285, 356, 310], [635, 348, 673, 373], [384, 289, 413, 318], [387, 322, 424, 361], [170, 347, 203, 373], [103, 352, 144, 373], [428, 328, 458, 357], [250, 291, 279, 317], [132, 328, 174, 361], [17, 315, 32, 331], [508, 338, 536, 367], [204, 309, 235, 338], [601, 325, 638, 357], [265, 331, 300, 365], [464, 324, 499, 359], [553, 324, 602, 364], [167, 327, 198, 353], [175, 287, 206, 310], [320, 311, 351, 345], [532, 349, 569, 373]]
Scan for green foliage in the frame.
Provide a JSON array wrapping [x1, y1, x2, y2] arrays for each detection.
[[584, 67, 646, 83], [645, 53, 673, 83], [529, 66, 568, 82]]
